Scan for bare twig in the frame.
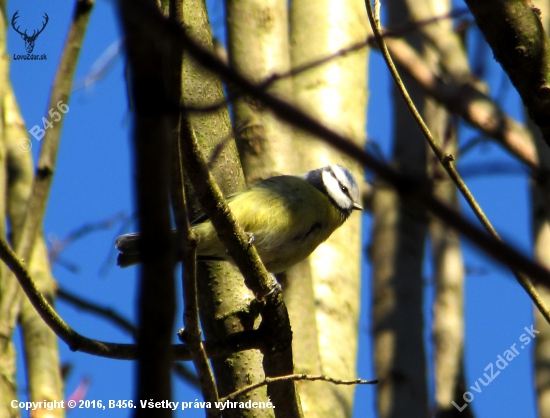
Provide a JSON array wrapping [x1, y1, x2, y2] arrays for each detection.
[[382, 8, 469, 39], [72, 39, 124, 92], [261, 10, 468, 89], [205, 130, 236, 169], [459, 161, 526, 179], [48, 212, 127, 265], [57, 287, 199, 386], [174, 119, 220, 411], [0, 237, 121, 355], [174, 127, 219, 405], [172, 9, 539, 183], [219, 374, 378, 403], [57, 287, 137, 336], [382, 36, 539, 171], [182, 10, 468, 114]]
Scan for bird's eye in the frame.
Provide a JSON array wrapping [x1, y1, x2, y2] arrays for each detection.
[[341, 186, 348, 194]]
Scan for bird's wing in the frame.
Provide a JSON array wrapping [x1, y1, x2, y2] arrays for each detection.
[[190, 193, 240, 226]]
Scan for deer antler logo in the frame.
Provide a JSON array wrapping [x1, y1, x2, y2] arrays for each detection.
[[11, 11, 49, 54]]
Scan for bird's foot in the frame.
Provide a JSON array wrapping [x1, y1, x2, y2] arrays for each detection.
[[245, 232, 255, 247]]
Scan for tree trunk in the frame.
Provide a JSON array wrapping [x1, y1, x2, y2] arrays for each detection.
[[181, 1, 273, 416], [289, 0, 368, 416], [371, 1, 429, 416]]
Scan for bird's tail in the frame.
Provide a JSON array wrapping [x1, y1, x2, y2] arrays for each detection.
[[115, 230, 226, 267], [115, 233, 142, 268]]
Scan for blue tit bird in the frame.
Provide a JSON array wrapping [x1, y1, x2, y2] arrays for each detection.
[[115, 164, 363, 273]]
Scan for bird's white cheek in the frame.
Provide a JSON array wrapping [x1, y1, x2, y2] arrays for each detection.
[[322, 169, 353, 211]]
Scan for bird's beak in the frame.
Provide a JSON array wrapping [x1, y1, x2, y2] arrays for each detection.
[[353, 202, 364, 211]]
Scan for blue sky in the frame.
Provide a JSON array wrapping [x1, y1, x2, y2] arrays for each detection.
[[8, 1, 540, 417]]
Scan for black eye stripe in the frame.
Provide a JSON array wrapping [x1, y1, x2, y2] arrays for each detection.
[[337, 180, 351, 199], [320, 165, 355, 207]]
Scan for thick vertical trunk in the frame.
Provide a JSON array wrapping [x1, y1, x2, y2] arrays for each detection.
[[371, 1, 429, 416], [181, 1, 273, 416], [290, 0, 368, 416]]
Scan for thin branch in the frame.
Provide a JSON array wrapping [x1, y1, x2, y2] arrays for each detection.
[[48, 212, 127, 265], [177, 130, 219, 399], [0, 237, 123, 355], [175, 125, 220, 409], [383, 8, 470, 39], [259, 10, 468, 90], [368, 0, 486, 219], [167, 0, 218, 406], [57, 287, 199, 387], [57, 287, 137, 337], [458, 135, 488, 157], [257, 9, 471, 93], [382, 35, 539, 172], [205, 130, 237, 169], [72, 38, 124, 92], [366, 0, 550, 323], [219, 374, 378, 403], [459, 161, 527, 179], [182, 10, 468, 114]]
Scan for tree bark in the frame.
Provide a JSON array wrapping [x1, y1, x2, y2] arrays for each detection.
[[527, 2, 550, 415], [417, 1, 470, 415], [289, 0, 368, 416], [226, 0, 296, 182], [181, 1, 274, 416], [463, 0, 550, 147]]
